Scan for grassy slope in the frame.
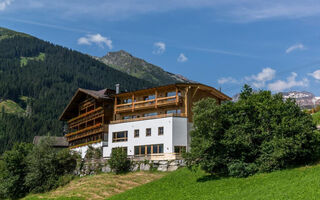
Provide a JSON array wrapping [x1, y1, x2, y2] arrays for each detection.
[[312, 112, 320, 125], [20, 52, 46, 67], [110, 166, 320, 200], [0, 100, 25, 115], [24, 171, 166, 200]]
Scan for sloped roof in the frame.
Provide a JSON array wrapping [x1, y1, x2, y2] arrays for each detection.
[[33, 136, 69, 147], [59, 88, 115, 121]]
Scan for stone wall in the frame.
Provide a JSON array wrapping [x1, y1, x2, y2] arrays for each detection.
[[75, 158, 186, 176]]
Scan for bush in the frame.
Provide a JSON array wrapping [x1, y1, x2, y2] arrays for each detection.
[[185, 85, 320, 177], [24, 137, 78, 193], [85, 145, 102, 160], [108, 148, 131, 174], [0, 143, 33, 199]]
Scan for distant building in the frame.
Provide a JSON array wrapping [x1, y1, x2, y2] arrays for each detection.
[[59, 83, 231, 159], [33, 136, 69, 149]]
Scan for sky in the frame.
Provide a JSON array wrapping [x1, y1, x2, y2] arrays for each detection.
[[2, 0, 320, 96]]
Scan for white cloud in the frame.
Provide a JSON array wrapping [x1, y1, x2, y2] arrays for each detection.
[[77, 33, 112, 49], [177, 53, 188, 62], [285, 43, 306, 54], [268, 72, 308, 92], [11, 0, 320, 22], [308, 69, 320, 80], [218, 77, 238, 85], [245, 67, 276, 88], [0, 0, 13, 11], [153, 42, 166, 55]]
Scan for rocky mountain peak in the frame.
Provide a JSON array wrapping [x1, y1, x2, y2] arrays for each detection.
[[97, 50, 194, 85]]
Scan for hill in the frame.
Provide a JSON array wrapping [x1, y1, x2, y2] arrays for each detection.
[[96, 50, 193, 85], [0, 27, 155, 153], [24, 171, 165, 200], [24, 164, 320, 200]]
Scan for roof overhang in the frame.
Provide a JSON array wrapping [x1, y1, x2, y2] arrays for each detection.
[[59, 88, 114, 121], [115, 83, 231, 101]]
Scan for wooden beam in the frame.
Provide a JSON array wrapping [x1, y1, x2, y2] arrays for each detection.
[[132, 94, 135, 112], [155, 90, 158, 108], [175, 87, 179, 105]]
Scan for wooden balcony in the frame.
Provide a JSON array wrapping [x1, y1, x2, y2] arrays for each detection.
[[69, 139, 102, 149], [67, 124, 108, 142], [68, 107, 104, 128], [115, 96, 182, 113], [110, 113, 187, 124]]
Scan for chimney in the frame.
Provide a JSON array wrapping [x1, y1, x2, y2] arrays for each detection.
[[115, 84, 120, 94]]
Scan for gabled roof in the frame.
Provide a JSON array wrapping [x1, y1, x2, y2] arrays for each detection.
[[59, 88, 115, 121], [33, 136, 69, 147]]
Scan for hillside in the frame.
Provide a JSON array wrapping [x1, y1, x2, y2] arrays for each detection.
[[24, 171, 165, 200], [23, 164, 320, 200], [0, 27, 155, 153], [96, 50, 193, 85]]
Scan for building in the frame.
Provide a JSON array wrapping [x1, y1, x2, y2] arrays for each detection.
[[59, 83, 231, 159], [33, 136, 69, 149]]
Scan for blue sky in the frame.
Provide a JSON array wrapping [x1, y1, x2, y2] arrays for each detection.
[[1, 0, 320, 96]]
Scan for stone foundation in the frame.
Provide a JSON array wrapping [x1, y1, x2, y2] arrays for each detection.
[[76, 158, 185, 176]]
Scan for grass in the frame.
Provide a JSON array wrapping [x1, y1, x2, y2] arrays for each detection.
[[0, 99, 25, 115], [20, 52, 46, 67], [312, 111, 320, 125], [23, 171, 166, 200], [109, 165, 320, 200]]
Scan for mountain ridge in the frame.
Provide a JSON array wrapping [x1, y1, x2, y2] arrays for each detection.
[[0, 27, 155, 153], [96, 50, 194, 85]]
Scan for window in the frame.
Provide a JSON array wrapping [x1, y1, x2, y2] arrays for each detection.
[[143, 112, 158, 117], [123, 98, 132, 103], [166, 91, 176, 97], [158, 127, 164, 135], [134, 129, 139, 138], [134, 144, 164, 156], [112, 131, 128, 142], [146, 128, 151, 136], [174, 146, 186, 154], [143, 95, 155, 100], [166, 109, 181, 114]]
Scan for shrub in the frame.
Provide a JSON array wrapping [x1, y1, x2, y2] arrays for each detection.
[[25, 137, 78, 193], [185, 85, 320, 177], [0, 143, 33, 199], [85, 145, 102, 160], [108, 148, 131, 174]]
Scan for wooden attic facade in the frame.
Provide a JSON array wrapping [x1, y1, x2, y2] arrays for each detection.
[[59, 88, 115, 148]]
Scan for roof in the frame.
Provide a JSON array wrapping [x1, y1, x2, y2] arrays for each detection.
[[115, 83, 232, 101], [59, 88, 115, 121], [33, 136, 69, 147]]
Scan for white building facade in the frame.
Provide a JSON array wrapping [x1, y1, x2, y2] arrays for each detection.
[[103, 116, 190, 160]]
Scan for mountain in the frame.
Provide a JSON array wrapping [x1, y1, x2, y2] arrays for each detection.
[[281, 91, 320, 109], [0, 27, 155, 153], [96, 50, 193, 85], [232, 90, 320, 109]]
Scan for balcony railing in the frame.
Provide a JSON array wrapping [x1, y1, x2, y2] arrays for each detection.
[[115, 96, 181, 113], [110, 113, 187, 124], [68, 107, 104, 127], [66, 124, 108, 142]]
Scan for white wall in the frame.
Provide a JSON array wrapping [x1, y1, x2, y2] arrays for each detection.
[[103, 116, 188, 157], [72, 142, 102, 158], [172, 117, 188, 147]]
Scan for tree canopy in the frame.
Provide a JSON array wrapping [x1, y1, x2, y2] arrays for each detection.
[[186, 85, 320, 177]]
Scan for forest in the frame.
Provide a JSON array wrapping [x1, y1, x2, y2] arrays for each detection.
[[0, 28, 155, 153]]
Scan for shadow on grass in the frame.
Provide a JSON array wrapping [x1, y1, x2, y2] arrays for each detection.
[[197, 174, 221, 182]]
